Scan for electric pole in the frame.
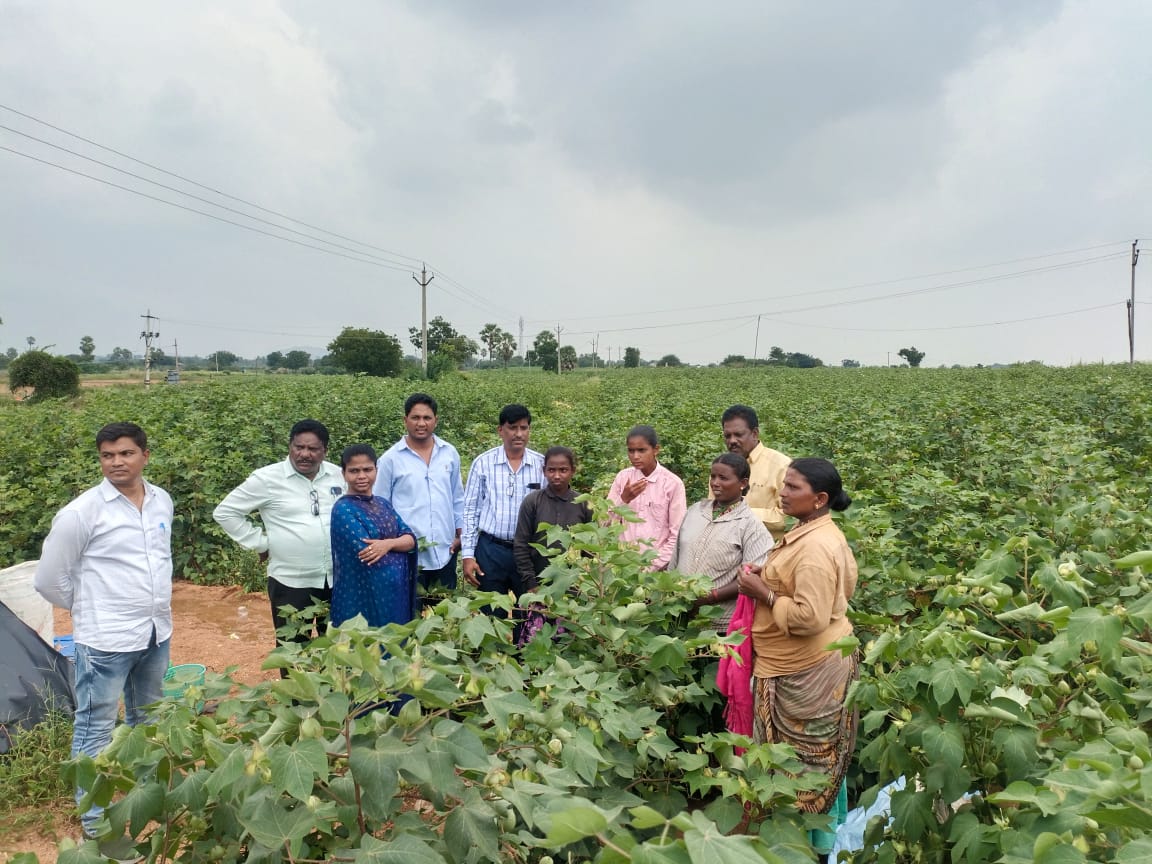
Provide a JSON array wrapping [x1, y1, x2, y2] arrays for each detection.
[[555, 323, 564, 374], [753, 315, 761, 364], [1130, 240, 1139, 366], [518, 316, 525, 363], [414, 264, 434, 376], [140, 310, 159, 387]]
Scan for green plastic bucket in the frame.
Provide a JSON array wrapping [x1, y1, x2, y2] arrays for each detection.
[[163, 663, 206, 701]]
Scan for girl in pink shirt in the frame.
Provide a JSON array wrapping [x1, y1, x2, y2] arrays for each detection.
[[607, 425, 687, 571]]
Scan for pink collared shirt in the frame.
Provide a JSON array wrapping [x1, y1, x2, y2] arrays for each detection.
[[607, 463, 687, 570]]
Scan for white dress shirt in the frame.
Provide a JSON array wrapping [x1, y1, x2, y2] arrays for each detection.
[[36, 478, 174, 652], [460, 445, 545, 558], [212, 459, 344, 589]]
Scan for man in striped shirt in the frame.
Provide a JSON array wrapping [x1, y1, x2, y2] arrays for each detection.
[[461, 404, 544, 614]]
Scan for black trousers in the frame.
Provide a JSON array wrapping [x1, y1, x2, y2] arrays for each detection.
[[267, 577, 331, 677]]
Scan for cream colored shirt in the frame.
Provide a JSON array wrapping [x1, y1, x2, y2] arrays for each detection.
[[751, 513, 857, 677], [744, 442, 791, 540]]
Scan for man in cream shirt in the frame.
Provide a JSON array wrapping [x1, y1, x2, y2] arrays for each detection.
[[213, 419, 343, 661], [721, 404, 791, 540]]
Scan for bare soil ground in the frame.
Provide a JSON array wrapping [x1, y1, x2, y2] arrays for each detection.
[[0, 582, 276, 862]]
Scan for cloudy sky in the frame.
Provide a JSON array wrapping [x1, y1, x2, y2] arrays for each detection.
[[2, 0, 1149, 367]]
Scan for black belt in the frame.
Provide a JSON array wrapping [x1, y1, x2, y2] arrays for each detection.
[[480, 531, 514, 548]]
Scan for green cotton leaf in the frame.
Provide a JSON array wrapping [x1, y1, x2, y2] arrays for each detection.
[[683, 819, 777, 864], [648, 634, 689, 670], [630, 844, 693, 864], [629, 805, 669, 830], [921, 723, 965, 770], [994, 602, 1046, 623], [1113, 550, 1152, 569], [459, 613, 496, 649], [481, 690, 534, 727], [106, 779, 165, 839], [56, 842, 108, 864], [412, 738, 466, 804], [545, 804, 609, 845], [1116, 838, 1152, 861], [890, 787, 935, 842], [351, 834, 447, 863], [1088, 805, 1152, 831], [561, 726, 605, 784], [987, 781, 1062, 815], [443, 790, 501, 863], [269, 739, 328, 801], [825, 634, 860, 656], [238, 794, 316, 854], [928, 658, 977, 707], [963, 703, 1035, 727], [1066, 607, 1124, 660], [994, 727, 1039, 778], [349, 741, 403, 820]]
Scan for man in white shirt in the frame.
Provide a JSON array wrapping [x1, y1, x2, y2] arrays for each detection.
[[461, 404, 544, 615], [213, 419, 343, 661], [374, 393, 464, 607], [36, 421, 174, 840]]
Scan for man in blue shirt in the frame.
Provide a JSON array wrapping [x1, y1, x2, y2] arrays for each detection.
[[461, 404, 544, 615], [374, 393, 464, 607]]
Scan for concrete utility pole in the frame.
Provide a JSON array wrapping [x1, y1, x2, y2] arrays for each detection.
[[140, 310, 159, 387], [414, 264, 434, 376], [555, 323, 564, 374], [753, 315, 762, 364], [518, 316, 525, 363], [1129, 240, 1139, 366]]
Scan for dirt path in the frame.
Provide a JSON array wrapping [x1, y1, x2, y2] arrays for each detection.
[[1, 582, 277, 861]]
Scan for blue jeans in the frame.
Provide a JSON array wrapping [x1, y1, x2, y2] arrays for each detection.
[[72, 636, 170, 836]]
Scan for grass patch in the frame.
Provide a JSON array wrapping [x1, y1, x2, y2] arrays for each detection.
[[0, 712, 73, 837]]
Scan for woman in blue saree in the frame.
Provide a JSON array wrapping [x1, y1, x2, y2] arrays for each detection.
[[330, 444, 418, 628]]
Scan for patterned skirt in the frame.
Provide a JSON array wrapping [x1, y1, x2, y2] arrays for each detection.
[[752, 650, 860, 813]]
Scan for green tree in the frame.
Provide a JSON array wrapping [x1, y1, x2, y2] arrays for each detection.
[[623, 346, 640, 368], [78, 335, 95, 362], [207, 350, 240, 370], [785, 352, 822, 368], [558, 344, 577, 372], [109, 346, 134, 367], [478, 323, 503, 361], [8, 350, 80, 401], [898, 346, 926, 367], [266, 351, 285, 369], [327, 327, 403, 377], [841, 358, 861, 368], [410, 317, 478, 365], [721, 354, 747, 367], [284, 350, 311, 371], [495, 331, 516, 367], [656, 354, 683, 367], [768, 346, 787, 364], [532, 330, 559, 373]]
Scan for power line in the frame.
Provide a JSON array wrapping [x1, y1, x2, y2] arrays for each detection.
[[0, 143, 417, 272], [560, 252, 1127, 336], [1, 103, 518, 324], [525, 240, 1133, 325], [0, 123, 420, 271], [0, 102, 424, 266], [761, 302, 1122, 333]]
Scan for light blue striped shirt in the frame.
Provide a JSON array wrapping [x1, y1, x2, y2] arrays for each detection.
[[373, 434, 464, 571], [461, 445, 545, 557]]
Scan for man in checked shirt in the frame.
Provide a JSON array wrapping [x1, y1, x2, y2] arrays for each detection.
[[460, 404, 544, 616]]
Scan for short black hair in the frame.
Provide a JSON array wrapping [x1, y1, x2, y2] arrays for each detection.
[[499, 404, 532, 426], [340, 443, 378, 468], [544, 445, 575, 468], [721, 404, 759, 431], [405, 393, 438, 416], [712, 451, 751, 482], [290, 419, 329, 448], [789, 457, 852, 512], [96, 422, 147, 450], [626, 425, 659, 447]]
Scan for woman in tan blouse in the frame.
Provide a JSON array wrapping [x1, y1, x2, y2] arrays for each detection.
[[736, 457, 859, 820]]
